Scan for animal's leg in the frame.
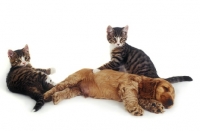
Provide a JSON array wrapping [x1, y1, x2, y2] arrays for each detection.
[[43, 71, 85, 101], [52, 87, 81, 105], [43, 81, 68, 102], [35, 68, 56, 75], [27, 87, 45, 112], [43, 75, 56, 91], [138, 99, 164, 114], [118, 81, 143, 116]]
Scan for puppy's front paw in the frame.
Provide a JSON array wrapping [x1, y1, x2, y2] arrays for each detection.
[[93, 68, 100, 73], [149, 100, 164, 114], [139, 99, 164, 114], [127, 104, 144, 116], [43, 92, 52, 102]]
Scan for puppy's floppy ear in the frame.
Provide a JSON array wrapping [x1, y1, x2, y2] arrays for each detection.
[[139, 79, 160, 99]]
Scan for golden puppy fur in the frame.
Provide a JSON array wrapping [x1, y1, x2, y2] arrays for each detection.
[[44, 69, 175, 116]]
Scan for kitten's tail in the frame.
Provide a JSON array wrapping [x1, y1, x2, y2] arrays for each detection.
[[164, 76, 193, 83], [31, 93, 45, 112]]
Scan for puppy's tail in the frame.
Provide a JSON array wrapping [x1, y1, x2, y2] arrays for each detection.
[[164, 76, 193, 83]]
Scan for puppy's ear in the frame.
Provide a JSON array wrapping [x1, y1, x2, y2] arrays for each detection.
[[139, 79, 160, 99]]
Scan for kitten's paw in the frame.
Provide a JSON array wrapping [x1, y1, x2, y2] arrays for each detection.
[[93, 68, 100, 73], [49, 68, 56, 74]]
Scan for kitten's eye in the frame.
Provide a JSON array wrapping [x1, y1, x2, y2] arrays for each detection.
[[109, 39, 116, 43], [120, 38, 126, 43], [25, 57, 28, 60], [113, 38, 117, 43], [15, 60, 21, 63]]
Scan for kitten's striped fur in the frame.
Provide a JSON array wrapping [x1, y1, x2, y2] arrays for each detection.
[[96, 25, 192, 83], [6, 45, 55, 111]]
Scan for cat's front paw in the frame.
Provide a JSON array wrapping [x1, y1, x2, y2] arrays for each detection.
[[93, 68, 101, 73], [47, 68, 56, 75]]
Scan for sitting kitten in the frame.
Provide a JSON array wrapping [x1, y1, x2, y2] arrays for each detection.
[[93, 25, 192, 83], [6, 44, 56, 112]]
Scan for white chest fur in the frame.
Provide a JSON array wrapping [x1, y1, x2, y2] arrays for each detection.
[[110, 44, 117, 52], [110, 44, 117, 58]]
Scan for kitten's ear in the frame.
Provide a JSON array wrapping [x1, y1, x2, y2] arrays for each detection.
[[23, 44, 29, 52], [107, 25, 113, 33], [8, 50, 14, 58], [123, 25, 129, 33]]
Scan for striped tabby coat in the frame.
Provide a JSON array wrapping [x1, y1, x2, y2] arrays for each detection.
[[6, 45, 56, 111], [95, 25, 192, 83]]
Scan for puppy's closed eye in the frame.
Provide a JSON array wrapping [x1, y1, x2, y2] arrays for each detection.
[[157, 87, 165, 93], [162, 86, 169, 92]]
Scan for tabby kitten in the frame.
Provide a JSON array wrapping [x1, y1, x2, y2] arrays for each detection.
[[93, 25, 192, 83], [6, 44, 56, 112]]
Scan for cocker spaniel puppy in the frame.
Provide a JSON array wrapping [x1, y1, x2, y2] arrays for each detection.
[[44, 69, 175, 116]]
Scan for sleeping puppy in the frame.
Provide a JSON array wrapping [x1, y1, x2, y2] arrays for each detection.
[[44, 68, 175, 116]]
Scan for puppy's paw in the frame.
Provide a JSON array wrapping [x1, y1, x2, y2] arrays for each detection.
[[149, 100, 164, 114], [139, 99, 164, 114], [127, 104, 144, 116], [93, 68, 100, 73], [52, 92, 62, 105], [43, 92, 52, 102]]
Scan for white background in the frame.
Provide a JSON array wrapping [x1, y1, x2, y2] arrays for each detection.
[[0, 0, 199, 131]]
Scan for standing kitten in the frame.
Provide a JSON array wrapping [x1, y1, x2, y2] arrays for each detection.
[[93, 25, 192, 83], [6, 44, 56, 111]]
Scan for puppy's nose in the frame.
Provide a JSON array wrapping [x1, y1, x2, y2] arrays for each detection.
[[166, 99, 173, 108]]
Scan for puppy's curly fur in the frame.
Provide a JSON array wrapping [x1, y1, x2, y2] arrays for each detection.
[[44, 69, 175, 116]]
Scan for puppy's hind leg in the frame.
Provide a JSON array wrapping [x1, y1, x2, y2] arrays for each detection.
[[52, 87, 81, 105], [44, 71, 86, 101], [118, 82, 143, 116]]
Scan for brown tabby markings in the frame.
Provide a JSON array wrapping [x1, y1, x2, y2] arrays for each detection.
[[6, 44, 56, 112], [94, 25, 192, 83]]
